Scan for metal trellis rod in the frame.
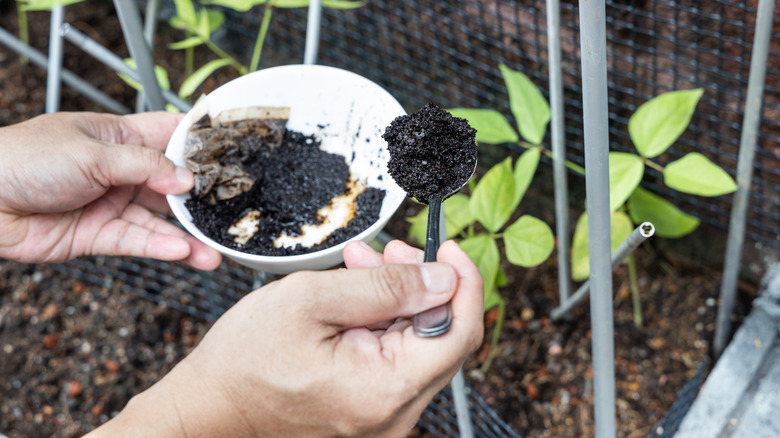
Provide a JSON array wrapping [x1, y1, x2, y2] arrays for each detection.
[[303, 0, 322, 65], [546, 0, 571, 309], [550, 222, 655, 321], [579, 0, 617, 436], [113, 0, 165, 112], [713, 0, 777, 358], [44, 5, 64, 113], [135, 0, 161, 113], [0, 26, 130, 114]]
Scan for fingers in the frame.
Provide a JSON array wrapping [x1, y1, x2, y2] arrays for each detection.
[[389, 241, 484, 383], [92, 143, 194, 196], [82, 203, 222, 270], [383, 240, 425, 265], [343, 241, 384, 268], [287, 261, 458, 330], [85, 111, 185, 152], [80, 111, 193, 196], [343, 239, 424, 270]]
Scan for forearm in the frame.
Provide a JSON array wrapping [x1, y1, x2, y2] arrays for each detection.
[[86, 359, 251, 438]]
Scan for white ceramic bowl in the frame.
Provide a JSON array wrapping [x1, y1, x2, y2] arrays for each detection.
[[165, 65, 406, 274]]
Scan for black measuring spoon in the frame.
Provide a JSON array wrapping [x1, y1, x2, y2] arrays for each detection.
[[383, 103, 478, 337]]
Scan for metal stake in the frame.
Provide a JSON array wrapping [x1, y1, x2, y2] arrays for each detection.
[[578, 1, 616, 436], [303, 0, 322, 65], [114, 0, 165, 111], [550, 223, 655, 321], [136, 0, 161, 113], [713, 0, 776, 358], [45, 5, 65, 113], [546, 0, 571, 308]]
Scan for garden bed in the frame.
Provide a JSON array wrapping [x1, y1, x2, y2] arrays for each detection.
[[0, 4, 757, 437]]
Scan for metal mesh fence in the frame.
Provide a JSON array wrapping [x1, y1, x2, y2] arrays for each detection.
[[218, 0, 780, 251]]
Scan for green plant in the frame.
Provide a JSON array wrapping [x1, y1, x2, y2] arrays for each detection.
[[417, 64, 736, 358], [165, 0, 364, 101]]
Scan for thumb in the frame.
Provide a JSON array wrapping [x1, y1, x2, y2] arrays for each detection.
[[94, 143, 194, 195], [287, 263, 458, 329]]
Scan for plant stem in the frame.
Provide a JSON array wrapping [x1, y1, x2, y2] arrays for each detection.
[[627, 253, 643, 327], [519, 141, 587, 175], [643, 157, 665, 173], [185, 46, 194, 78], [204, 40, 247, 75], [250, 3, 273, 72], [17, 3, 29, 64], [480, 299, 505, 373]]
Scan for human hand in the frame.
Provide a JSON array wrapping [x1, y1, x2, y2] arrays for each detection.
[[0, 111, 221, 269], [90, 239, 484, 437]]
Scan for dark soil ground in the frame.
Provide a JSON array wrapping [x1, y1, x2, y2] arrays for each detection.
[[0, 3, 759, 437]]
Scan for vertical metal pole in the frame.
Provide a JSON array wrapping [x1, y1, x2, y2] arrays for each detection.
[[114, 0, 165, 111], [579, 1, 616, 436], [546, 0, 571, 307], [45, 5, 65, 113], [714, 0, 776, 358], [303, 0, 322, 64], [439, 211, 475, 438], [136, 0, 161, 113]]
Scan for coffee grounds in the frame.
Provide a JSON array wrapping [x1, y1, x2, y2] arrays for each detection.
[[185, 130, 385, 256], [382, 103, 478, 203]]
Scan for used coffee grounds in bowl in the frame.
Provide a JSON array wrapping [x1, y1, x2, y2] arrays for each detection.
[[183, 105, 386, 257]]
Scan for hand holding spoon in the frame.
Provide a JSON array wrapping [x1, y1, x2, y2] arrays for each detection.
[[383, 103, 478, 337]]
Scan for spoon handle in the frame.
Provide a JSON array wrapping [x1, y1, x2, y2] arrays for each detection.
[[413, 198, 453, 337]]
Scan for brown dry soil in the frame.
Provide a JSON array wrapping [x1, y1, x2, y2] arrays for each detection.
[[0, 4, 758, 438]]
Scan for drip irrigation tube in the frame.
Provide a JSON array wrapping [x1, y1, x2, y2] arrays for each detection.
[[550, 222, 655, 321]]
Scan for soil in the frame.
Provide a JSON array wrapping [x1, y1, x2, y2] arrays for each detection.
[[384, 103, 478, 203], [0, 4, 758, 438]]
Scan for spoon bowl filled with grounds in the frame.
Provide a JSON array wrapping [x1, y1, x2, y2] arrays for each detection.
[[165, 65, 407, 274]]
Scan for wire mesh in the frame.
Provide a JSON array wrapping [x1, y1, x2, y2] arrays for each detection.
[[216, 0, 780, 251]]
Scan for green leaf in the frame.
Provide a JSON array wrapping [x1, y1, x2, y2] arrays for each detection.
[[484, 288, 503, 311], [513, 148, 541, 209], [206, 9, 226, 33], [406, 208, 428, 247], [503, 215, 554, 267], [168, 36, 205, 50], [470, 157, 516, 232], [116, 59, 171, 92], [570, 211, 633, 281], [201, 0, 266, 11], [629, 88, 704, 158], [664, 152, 737, 196], [178, 58, 233, 99], [171, 0, 198, 27], [608, 152, 644, 211], [446, 108, 518, 145], [322, 0, 366, 9], [499, 64, 550, 145], [443, 194, 475, 238], [628, 187, 700, 238], [460, 234, 500, 296], [197, 9, 213, 38], [20, 0, 84, 11]]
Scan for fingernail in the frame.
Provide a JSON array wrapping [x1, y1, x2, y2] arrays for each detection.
[[420, 263, 455, 294], [175, 166, 193, 185]]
